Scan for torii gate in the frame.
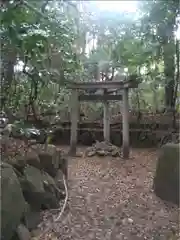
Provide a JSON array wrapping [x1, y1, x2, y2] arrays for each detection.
[[67, 78, 139, 159]]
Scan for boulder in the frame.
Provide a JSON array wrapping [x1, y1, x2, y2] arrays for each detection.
[[1, 142, 67, 239], [38, 152, 58, 177], [11, 127, 47, 143], [1, 163, 28, 240], [87, 150, 96, 157], [23, 211, 42, 231], [16, 224, 31, 240], [11, 126, 24, 139], [24, 150, 41, 169], [111, 149, 121, 157], [97, 150, 108, 157], [153, 143, 179, 205], [54, 169, 67, 199], [4, 156, 26, 173], [20, 165, 61, 210], [0, 117, 8, 128], [95, 141, 111, 151], [5, 149, 40, 173], [85, 141, 121, 158], [32, 144, 67, 178]]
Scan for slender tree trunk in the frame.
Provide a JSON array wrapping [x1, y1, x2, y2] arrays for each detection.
[[1, 45, 16, 108], [162, 11, 176, 111], [135, 90, 141, 121], [153, 89, 158, 112], [163, 46, 175, 111], [173, 39, 180, 108], [81, 31, 87, 55], [151, 82, 159, 112], [172, 39, 180, 128]]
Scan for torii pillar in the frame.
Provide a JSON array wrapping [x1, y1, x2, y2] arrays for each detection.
[[122, 88, 129, 158], [69, 89, 79, 155]]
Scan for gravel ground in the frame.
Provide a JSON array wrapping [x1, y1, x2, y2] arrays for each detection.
[[36, 147, 179, 240]]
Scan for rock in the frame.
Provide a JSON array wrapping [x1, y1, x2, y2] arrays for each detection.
[[0, 117, 9, 129], [22, 128, 47, 143], [42, 171, 63, 199], [59, 154, 68, 179], [38, 152, 58, 177], [54, 170, 67, 199], [25, 150, 41, 169], [10, 125, 24, 138], [20, 166, 44, 210], [111, 149, 121, 157], [5, 156, 25, 173], [31, 229, 41, 238], [16, 224, 31, 240], [85, 141, 121, 158], [87, 151, 96, 157], [76, 151, 84, 157], [95, 141, 110, 151], [153, 143, 179, 205], [122, 218, 127, 225], [20, 166, 60, 211], [127, 218, 133, 224], [8, 150, 40, 172], [32, 144, 65, 178], [24, 211, 42, 231], [1, 163, 27, 240], [96, 150, 107, 156], [54, 169, 66, 191], [1, 124, 16, 137]]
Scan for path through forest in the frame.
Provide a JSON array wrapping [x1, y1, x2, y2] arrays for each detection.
[[37, 148, 178, 240]]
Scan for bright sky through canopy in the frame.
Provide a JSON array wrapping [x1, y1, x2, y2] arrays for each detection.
[[86, 1, 139, 54], [94, 1, 138, 13], [87, 1, 180, 41]]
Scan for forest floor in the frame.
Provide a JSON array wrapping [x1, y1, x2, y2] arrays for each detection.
[[35, 147, 179, 240]]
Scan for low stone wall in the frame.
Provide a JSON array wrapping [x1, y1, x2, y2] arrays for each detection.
[[1, 139, 68, 240], [51, 128, 179, 148]]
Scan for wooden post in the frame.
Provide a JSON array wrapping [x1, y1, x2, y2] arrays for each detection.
[[122, 88, 129, 159], [69, 89, 79, 156], [103, 100, 110, 142]]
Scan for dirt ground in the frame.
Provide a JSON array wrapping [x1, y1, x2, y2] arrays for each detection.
[[35, 147, 179, 240]]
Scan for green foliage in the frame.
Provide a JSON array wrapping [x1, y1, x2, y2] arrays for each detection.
[[0, 0, 179, 119]]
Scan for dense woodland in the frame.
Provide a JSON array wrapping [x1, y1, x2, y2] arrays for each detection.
[[1, 2, 180, 240], [1, 0, 180, 124]]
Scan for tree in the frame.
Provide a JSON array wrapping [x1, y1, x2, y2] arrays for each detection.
[[139, 0, 180, 110], [1, 0, 179, 121], [1, 0, 80, 118]]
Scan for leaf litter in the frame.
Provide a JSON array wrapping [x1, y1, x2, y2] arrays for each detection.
[[3, 141, 178, 240]]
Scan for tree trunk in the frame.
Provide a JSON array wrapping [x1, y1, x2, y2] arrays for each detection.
[[151, 83, 159, 112], [135, 90, 142, 121], [163, 41, 175, 111], [172, 39, 180, 128], [81, 30, 87, 55], [173, 39, 180, 108], [162, 8, 176, 111], [1, 45, 16, 108]]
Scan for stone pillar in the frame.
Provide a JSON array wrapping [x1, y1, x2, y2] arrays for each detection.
[[69, 89, 79, 156], [103, 101, 110, 142], [122, 88, 129, 159]]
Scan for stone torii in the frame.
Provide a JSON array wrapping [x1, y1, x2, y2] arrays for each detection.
[[67, 77, 139, 159]]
